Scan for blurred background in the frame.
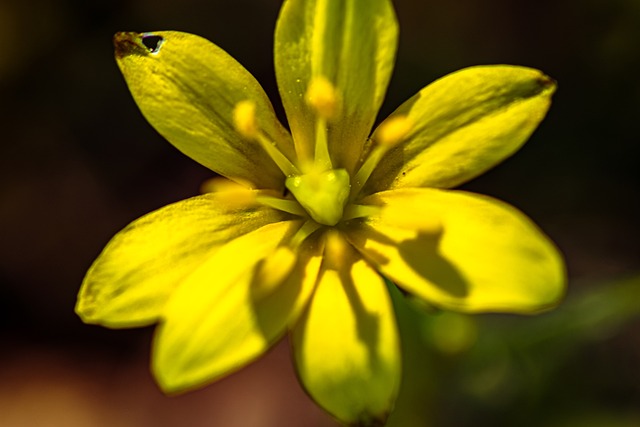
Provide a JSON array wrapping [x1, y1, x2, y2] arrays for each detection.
[[0, 0, 638, 426]]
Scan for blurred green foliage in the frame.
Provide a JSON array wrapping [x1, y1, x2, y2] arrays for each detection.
[[389, 274, 640, 427]]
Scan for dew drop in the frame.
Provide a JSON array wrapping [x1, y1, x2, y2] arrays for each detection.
[[141, 34, 164, 53]]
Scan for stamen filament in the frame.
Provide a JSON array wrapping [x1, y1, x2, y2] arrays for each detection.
[[351, 145, 387, 197], [256, 194, 307, 216], [305, 76, 340, 171], [233, 100, 300, 177], [290, 220, 322, 250], [351, 115, 413, 197], [255, 132, 300, 177], [342, 204, 381, 221], [314, 117, 332, 170]]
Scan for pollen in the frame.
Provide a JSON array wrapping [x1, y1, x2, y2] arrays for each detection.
[[233, 100, 258, 138], [305, 76, 340, 119]]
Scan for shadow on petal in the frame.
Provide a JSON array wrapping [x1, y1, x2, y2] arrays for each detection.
[[340, 263, 382, 369], [396, 231, 469, 298], [250, 267, 306, 337], [290, 235, 400, 425], [249, 241, 324, 339], [354, 225, 470, 299]]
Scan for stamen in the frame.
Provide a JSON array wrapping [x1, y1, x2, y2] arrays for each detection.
[[305, 77, 340, 171], [342, 204, 381, 221], [233, 100, 300, 177], [313, 117, 332, 171], [199, 176, 257, 208], [200, 176, 250, 193], [201, 177, 309, 218], [289, 220, 322, 250], [305, 76, 339, 120], [376, 115, 413, 147], [255, 194, 308, 217], [233, 100, 258, 138], [324, 229, 349, 270], [253, 246, 298, 299], [351, 114, 413, 197]]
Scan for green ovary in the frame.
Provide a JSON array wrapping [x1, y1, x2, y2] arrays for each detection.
[[286, 168, 351, 226]]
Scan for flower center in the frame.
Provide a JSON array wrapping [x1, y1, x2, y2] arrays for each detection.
[[285, 167, 350, 226], [230, 77, 413, 230], [281, 77, 351, 226]]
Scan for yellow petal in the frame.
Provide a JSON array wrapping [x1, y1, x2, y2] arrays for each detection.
[[365, 65, 556, 193], [292, 232, 400, 425], [114, 31, 294, 189], [76, 194, 287, 328], [152, 220, 305, 392], [348, 188, 566, 313], [254, 235, 324, 330], [274, 0, 398, 172]]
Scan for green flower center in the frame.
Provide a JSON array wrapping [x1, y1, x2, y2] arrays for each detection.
[[285, 168, 350, 226]]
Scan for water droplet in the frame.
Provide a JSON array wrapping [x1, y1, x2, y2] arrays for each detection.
[[141, 34, 164, 54]]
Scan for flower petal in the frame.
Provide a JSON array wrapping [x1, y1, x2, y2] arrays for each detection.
[[365, 66, 556, 193], [76, 194, 287, 328], [274, 0, 398, 171], [114, 31, 294, 189], [256, 238, 325, 331], [152, 220, 308, 392], [292, 232, 400, 425], [348, 188, 566, 313]]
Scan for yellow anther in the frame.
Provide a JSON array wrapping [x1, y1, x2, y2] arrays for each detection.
[[233, 100, 258, 138], [351, 115, 413, 198], [375, 115, 413, 147], [199, 176, 257, 208], [324, 230, 349, 270], [200, 176, 250, 193], [305, 76, 340, 119], [232, 100, 300, 177], [253, 246, 297, 299]]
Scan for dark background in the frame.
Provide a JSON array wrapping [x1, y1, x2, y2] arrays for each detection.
[[1, 0, 638, 426]]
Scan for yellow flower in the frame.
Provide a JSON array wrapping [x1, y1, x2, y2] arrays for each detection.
[[76, 0, 566, 424]]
